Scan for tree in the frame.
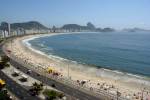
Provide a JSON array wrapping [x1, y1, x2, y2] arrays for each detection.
[[44, 90, 57, 100], [0, 90, 12, 100], [43, 89, 65, 100], [29, 82, 43, 96], [1, 55, 10, 63], [0, 55, 10, 69]]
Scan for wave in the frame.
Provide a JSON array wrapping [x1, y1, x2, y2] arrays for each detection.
[[22, 33, 150, 86], [96, 68, 150, 85]]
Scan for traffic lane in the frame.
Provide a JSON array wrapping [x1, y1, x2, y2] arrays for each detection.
[[10, 59, 103, 100], [0, 71, 40, 100]]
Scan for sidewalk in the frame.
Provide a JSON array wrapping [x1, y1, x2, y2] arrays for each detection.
[[1, 65, 74, 100]]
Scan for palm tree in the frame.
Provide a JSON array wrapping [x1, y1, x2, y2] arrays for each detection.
[[1, 55, 10, 62], [33, 82, 43, 91], [29, 82, 43, 96], [0, 89, 11, 100]]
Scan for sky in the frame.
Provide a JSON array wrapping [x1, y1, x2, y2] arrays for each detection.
[[0, 0, 150, 29]]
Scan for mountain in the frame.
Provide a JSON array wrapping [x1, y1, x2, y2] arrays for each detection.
[[61, 22, 115, 32], [61, 24, 83, 30], [0, 21, 115, 32], [86, 22, 96, 30], [101, 27, 115, 32], [61, 22, 96, 31], [10, 21, 48, 30], [123, 28, 150, 32], [0, 22, 9, 31]]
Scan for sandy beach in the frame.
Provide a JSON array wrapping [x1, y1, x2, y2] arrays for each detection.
[[3, 33, 150, 100]]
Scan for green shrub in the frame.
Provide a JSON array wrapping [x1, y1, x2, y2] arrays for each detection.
[[29, 82, 43, 95], [43, 89, 64, 100]]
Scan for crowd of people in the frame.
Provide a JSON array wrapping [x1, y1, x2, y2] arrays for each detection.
[[5, 39, 150, 100]]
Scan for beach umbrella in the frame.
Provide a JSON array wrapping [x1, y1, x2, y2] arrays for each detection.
[[47, 67, 55, 73]]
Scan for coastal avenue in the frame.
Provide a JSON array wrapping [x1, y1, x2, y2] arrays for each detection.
[[1, 39, 107, 100], [0, 43, 40, 100], [0, 71, 40, 100], [0, 41, 105, 100], [9, 58, 104, 100]]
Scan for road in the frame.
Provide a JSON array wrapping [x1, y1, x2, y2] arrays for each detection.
[[0, 40, 108, 100], [0, 71, 40, 100], [0, 42, 41, 100], [9, 58, 105, 100]]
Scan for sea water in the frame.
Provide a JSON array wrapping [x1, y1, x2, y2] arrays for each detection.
[[25, 32, 150, 79]]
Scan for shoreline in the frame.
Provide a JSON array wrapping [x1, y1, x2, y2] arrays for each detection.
[[4, 33, 150, 99], [23, 32, 150, 83]]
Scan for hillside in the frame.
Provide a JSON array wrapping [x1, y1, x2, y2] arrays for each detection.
[[10, 21, 48, 30], [61, 24, 88, 30], [61, 22, 115, 32]]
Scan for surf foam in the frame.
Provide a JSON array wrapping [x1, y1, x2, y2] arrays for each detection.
[[22, 33, 150, 86]]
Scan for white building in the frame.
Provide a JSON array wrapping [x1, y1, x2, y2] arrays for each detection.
[[1, 30, 9, 38]]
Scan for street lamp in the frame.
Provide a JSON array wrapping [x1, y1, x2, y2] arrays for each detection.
[[67, 62, 69, 79], [141, 82, 145, 100], [67, 61, 70, 80], [45, 68, 47, 89], [116, 88, 121, 100]]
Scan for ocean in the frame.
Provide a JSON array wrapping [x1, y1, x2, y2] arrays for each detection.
[[23, 32, 150, 79]]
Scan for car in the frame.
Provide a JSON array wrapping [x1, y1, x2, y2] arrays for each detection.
[[51, 83, 56, 87], [26, 70, 32, 74], [7, 95, 13, 100], [36, 73, 40, 76]]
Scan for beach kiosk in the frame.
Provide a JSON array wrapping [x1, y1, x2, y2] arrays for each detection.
[[0, 79, 6, 89]]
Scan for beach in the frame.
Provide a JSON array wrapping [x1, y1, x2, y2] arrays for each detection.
[[4, 33, 150, 100]]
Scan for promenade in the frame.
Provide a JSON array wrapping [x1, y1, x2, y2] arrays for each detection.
[[1, 36, 129, 100], [6, 48, 126, 100]]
